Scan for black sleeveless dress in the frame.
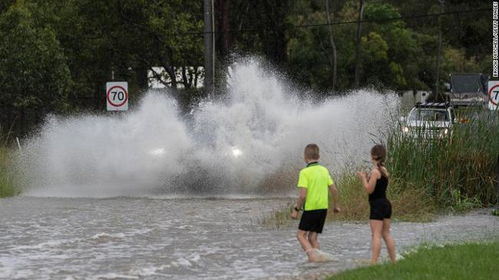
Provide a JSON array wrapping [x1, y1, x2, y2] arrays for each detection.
[[368, 174, 392, 220]]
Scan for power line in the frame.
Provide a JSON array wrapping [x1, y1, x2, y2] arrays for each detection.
[[149, 7, 490, 41], [292, 7, 489, 28], [173, 7, 489, 37]]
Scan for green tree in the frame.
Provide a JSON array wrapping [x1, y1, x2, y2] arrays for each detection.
[[230, 0, 290, 66], [360, 2, 433, 90], [287, 0, 358, 91], [0, 2, 71, 134]]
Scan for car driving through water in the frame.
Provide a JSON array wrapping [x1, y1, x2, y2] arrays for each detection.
[[401, 102, 455, 139]]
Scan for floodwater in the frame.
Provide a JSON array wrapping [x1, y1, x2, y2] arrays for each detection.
[[1, 197, 498, 280]]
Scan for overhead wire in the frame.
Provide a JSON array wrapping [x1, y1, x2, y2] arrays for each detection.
[[170, 7, 490, 37]]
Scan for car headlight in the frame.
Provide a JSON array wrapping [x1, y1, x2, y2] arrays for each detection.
[[231, 147, 243, 158], [439, 128, 449, 137], [149, 148, 166, 157]]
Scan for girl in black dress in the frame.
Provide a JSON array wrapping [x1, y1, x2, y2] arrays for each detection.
[[357, 144, 396, 264]]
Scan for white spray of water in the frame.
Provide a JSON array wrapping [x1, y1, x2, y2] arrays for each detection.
[[19, 59, 399, 197]]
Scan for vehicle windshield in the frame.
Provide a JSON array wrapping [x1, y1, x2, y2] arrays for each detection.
[[408, 109, 449, 122]]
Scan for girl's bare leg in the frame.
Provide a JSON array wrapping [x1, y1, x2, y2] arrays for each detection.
[[369, 220, 383, 264], [382, 219, 397, 263]]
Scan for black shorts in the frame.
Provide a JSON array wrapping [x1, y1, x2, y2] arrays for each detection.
[[298, 209, 328, 233], [369, 199, 392, 220]]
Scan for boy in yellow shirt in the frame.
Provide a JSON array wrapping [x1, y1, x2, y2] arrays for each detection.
[[291, 144, 340, 262]]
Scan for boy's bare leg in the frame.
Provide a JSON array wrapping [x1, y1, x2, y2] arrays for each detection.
[[297, 230, 319, 262], [308, 232, 320, 249], [369, 220, 383, 264], [382, 219, 397, 263]]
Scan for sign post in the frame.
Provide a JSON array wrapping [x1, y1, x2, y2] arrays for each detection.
[[106, 81, 129, 111], [488, 81, 499, 111]]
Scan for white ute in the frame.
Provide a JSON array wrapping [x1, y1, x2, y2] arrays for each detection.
[[401, 102, 455, 139]]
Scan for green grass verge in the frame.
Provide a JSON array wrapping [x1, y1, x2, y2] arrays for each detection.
[[0, 146, 19, 198], [327, 241, 499, 280]]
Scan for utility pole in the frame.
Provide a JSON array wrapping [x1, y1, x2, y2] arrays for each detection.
[[354, 0, 365, 88], [325, 0, 337, 93], [204, 0, 215, 94], [435, 0, 445, 100]]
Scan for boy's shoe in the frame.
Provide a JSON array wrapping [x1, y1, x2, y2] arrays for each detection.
[[310, 249, 338, 262]]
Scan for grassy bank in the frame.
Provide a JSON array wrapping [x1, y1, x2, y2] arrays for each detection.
[[327, 241, 499, 280], [261, 174, 435, 228], [0, 146, 19, 198], [330, 174, 435, 222]]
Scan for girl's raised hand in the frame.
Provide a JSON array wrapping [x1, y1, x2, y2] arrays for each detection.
[[356, 171, 367, 179]]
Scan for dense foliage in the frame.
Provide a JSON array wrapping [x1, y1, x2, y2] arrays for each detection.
[[0, 0, 492, 135]]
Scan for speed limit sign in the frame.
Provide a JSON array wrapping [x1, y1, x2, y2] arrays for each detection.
[[488, 81, 499, 110], [106, 81, 128, 111]]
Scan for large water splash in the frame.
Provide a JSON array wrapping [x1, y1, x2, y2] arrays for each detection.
[[18, 59, 399, 197]]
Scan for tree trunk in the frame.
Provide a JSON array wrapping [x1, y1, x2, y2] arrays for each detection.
[[135, 64, 149, 90], [167, 66, 177, 88], [181, 67, 189, 89], [216, 0, 231, 58], [262, 0, 288, 66], [325, 0, 337, 92], [354, 0, 365, 88], [204, 0, 215, 92]]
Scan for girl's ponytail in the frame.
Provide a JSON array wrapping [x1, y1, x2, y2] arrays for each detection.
[[371, 144, 387, 177]]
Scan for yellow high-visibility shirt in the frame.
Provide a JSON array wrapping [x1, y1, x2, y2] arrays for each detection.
[[297, 162, 334, 211]]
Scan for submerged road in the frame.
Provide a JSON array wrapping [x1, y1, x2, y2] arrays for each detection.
[[0, 197, 498, 280]]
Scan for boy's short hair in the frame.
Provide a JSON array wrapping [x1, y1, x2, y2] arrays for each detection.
[[304, 144, 320, 160]]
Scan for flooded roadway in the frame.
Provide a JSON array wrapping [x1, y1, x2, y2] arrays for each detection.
[[0, 197, 498, 280]]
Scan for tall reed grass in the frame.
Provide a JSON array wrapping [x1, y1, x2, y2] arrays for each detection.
[[0, 133, 19, 198], [389, 110, 499, 211]]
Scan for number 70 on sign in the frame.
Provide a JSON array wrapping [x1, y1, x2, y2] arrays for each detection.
[[106, 81, 129, 111], [492, 90, 499, 104]]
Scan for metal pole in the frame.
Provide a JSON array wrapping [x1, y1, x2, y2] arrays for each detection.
[[435, 0, 445, 100], [211, 0, 216, 92], [496, 154, 499, 205], [204, 0, 215, 93], [325, 0, 337, 92]]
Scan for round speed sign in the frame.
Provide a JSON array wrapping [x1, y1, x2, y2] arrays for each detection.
[[489, 84, 499, 106], [106, 85, 128, 107]]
